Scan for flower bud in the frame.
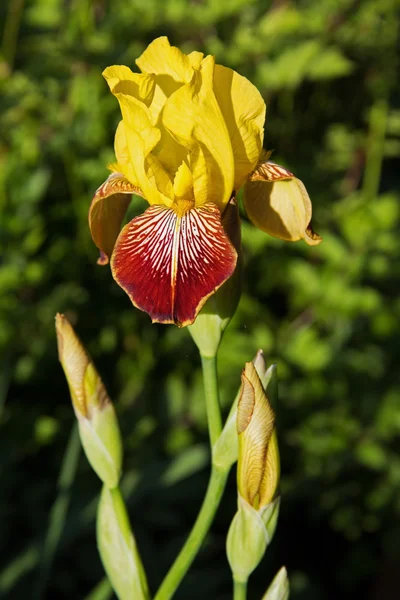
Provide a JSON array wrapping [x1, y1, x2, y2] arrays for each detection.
[[97, 486, 149, 600], [227, 494, 269, 582], [226, 362, 281, 582], [261, 566, 289, 600], [213, 353, 277, 472], [188, 199, 242, 357], [237, 362, 280, 509], [56, 314, 122, 488], [253, 349, 267, 380], [227, 495, 281, 583]]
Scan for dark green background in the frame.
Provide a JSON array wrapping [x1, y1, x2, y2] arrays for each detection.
[[1, 0, 399, 598]]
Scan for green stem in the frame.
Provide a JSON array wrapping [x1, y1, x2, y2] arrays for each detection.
[[233, 579, 247, 600], [154, 466, 228, 600], [154, 351, 228, 600], [201, 354, 222, 447]]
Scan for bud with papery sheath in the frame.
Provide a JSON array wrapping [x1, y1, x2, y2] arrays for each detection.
[[227, 362, 280, 583], [56, 314, 122, 488], [97, 485, 150, 600], [213, 351, 277, 471], [237, 362, 280, 509], [261, 566, 289, 600]]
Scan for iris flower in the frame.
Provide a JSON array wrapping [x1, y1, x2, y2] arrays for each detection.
[[89, 37, 321, 327]]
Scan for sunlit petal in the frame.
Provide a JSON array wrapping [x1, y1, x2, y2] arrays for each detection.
[[173, 161, 193, 199], [113, 121, 140, 186], [89, 173, 144, 265], [113, 93, 174, 205], [214, 65, 265, 190], [244, 161, 322, 245], [103, 66, 155, 106], [111, 203, 237, 327], [136, 36, 196, 83], [163, 55, 234, 209]]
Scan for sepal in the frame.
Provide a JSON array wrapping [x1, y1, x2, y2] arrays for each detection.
[[261, 566, 290, 600], [97, 486, 149, 600]]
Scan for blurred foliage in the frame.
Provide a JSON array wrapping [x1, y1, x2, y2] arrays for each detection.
[[1, 0, 400, 598]]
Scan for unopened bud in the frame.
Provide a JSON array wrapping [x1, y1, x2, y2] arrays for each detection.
[[253, 349, 267, 380], [97, 486, 149, 600], [226, 362, 281, 582], [227, 495, 281, 583], [213, 354, 277, 471], [56, 314, 122, 488], [227, 494, 269, 582], [237, 362, 280, 509], [261, 566, 289, 600]]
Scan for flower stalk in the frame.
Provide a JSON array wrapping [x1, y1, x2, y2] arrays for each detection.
[[56, 314, 149, 600], [227, 362, 281, 589]]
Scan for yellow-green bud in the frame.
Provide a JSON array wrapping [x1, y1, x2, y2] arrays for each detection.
[[237, 362, 280, 509], [97, 486, 149, 600], [226, 362, 281, 582], [227, 495, 280, 583], [213, 353, 277, 472], [261, 566, 289, 600], [227, 494, 268, 582], [188, 199, 242, 357], [56, 314, 122, 488]]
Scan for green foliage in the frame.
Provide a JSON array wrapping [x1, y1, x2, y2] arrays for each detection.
[[1, 0, 399, 598]]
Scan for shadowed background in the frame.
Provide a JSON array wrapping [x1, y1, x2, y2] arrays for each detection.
[[1, 0, 399, 598]]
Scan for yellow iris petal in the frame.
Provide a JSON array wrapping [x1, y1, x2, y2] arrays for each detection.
[[136, 36, 194, 83], [114, 92, 173, 205], [214, 65, 266, 190], [103, 66, 155, 106], [163, 54, 234, 209], [173, 161, 193, 199], [244, 176, 322, 246], [137, 40, 204, 132], [188, 50, 204, 68], [113, 121, 140, 186]]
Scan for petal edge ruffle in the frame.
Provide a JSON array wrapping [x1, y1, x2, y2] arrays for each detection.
[[89, 173, 144, 265]]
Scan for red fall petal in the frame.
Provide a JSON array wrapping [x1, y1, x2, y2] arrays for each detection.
[[89, 172, 144, 264], [111, 203, 238, 327]]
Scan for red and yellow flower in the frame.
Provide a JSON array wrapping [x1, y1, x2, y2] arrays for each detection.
[[89, 37, 321, 327]]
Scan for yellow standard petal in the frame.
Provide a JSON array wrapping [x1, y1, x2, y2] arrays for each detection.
[[113, 121, 140, 187], [244, 161, 322, 245], [140, 45, 204, 126], [136, 36, 197, 83], [163, 54, 235, 209], [214, 64, 266, 190], [237, 362, 279, 510], [115, 91, 174, 206], [103, 66, 155, 106]]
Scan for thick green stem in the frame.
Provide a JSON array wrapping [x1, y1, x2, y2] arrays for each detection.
[[154, 351, 228, 600], [233, 579, 247, 600], [154, 466, 228, 600], [201, 354, 223, 447]]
